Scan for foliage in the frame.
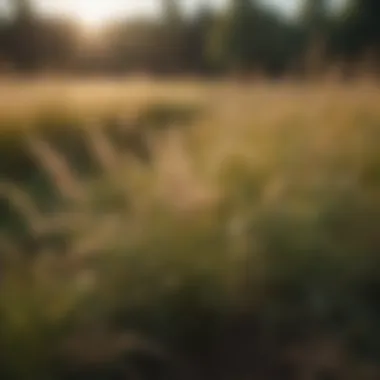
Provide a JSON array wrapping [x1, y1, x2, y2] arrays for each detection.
[[0, 0, 379, 77]]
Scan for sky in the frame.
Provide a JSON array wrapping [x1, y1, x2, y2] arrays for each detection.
[[32, 0, 298, 23], [0, 0, 345, 26]]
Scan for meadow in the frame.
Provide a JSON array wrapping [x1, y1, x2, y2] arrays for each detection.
[[0, 79, 380, 380]]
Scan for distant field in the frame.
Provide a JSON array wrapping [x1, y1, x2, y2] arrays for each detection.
[[1, 80, 380, 380], [0, 78, 211, 126], [0, 78, 378, 126]]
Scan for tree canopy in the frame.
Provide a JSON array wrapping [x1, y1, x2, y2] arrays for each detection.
[[0, 0, 378, 77]]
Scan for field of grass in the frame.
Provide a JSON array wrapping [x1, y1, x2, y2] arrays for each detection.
[[0, 80, 380, 380]]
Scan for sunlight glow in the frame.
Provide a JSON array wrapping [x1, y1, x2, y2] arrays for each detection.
[[35, 0, 160, 29], [72, 1, 119, 28]]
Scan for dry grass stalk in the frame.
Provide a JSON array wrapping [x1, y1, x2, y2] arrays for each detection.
[[28, 137, 85, 202]]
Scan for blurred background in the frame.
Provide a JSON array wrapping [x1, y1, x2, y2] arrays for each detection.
[[0, 1, 380, 380], [0, 0, 378, 78]]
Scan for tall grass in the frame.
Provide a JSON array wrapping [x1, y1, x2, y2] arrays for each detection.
[[0, 81, 380, 379]]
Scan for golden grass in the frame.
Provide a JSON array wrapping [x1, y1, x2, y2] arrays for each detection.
[[0, 78, 378, 126], [0, 78, 211, 128], [0, 79, 380, 379]]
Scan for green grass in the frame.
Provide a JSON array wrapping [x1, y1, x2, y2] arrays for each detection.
[[0, 80, 380, 380]]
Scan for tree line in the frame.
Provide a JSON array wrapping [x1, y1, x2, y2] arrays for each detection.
[[0, 0, 379, 78]]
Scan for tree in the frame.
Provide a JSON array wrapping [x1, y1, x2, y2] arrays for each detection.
[[160, 0, 185, 73], [162, 0, 182, 26], [342, 0, 380, 56], [301, 0, 329, 33], [13, 0, 32, 20], [226, 0, 257, 71], [210, 0, 299, 76], [185, 1, 215, 73], [300, 0, 331, 77], [10, 0, 39, 71]]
